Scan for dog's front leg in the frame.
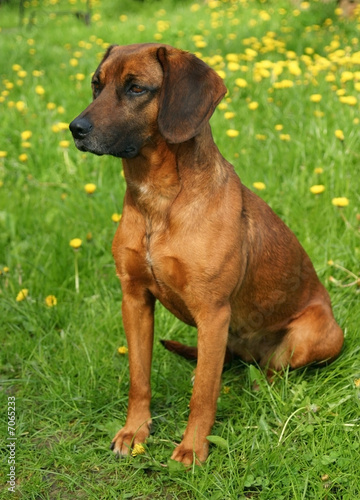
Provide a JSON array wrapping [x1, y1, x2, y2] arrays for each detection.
[[171, 305, 230, 465], [111, 290, 155, 456]]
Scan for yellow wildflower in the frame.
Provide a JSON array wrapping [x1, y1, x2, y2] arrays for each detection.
[[334, 130, 344, 141], [314, 167, 324, 174], [0, 151, 8, 158], [45, 295, 57, 307], [131, 443, 146, 457], [226, 129, 239, 138], [118, 346, 128, 354], [224, 112, 236, 120], [84, 183, 97, 194], [279, 134, 291, 141], [255, 134, 267, 141], [111, 213, 122, 223], [69, 238, 82, 249], [339, 96, 357, 106], [310, 185, 325, 194], [35, 85, 45, 95], [332, 197, 349, 207], [59, 140, 70, 148], [275, 124, 283, 131], [253, 182, 266, 190], [310, 94, 322, 103], [16, 289, 29, 302], [235, 78, 248, 88], [21, 131, 32, 141], [248, 101, 259, 110], [19, 153, 28, 162]]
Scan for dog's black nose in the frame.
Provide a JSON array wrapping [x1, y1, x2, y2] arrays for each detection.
[[69, 117, 93, 139]]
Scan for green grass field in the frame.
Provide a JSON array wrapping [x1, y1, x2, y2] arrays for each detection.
[[1, 0, 360, 498]]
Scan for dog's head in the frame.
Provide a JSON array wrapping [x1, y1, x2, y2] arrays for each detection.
[[69, 43, 227, 159]]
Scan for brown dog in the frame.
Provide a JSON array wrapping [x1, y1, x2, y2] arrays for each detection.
[[69, 43, 344, 465]]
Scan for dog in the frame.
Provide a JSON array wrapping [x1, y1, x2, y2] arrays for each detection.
[[69, 43, 344, 465]]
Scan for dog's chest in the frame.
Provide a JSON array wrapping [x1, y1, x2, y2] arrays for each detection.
[[144, 233, 194, 325]]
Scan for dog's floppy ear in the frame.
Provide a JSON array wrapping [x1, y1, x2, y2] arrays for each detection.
[[156, 47, 227, 144]]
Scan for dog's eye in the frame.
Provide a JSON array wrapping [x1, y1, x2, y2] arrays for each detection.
[[92, 80, 102, 97], [128, 85, 146, 95]]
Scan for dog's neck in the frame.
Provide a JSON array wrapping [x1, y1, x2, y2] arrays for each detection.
[[122, 124, 230, 223]]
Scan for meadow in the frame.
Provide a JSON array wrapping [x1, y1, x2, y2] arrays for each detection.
[[1, 0, 360, 498]]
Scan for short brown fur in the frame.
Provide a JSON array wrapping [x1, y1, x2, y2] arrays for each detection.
[[69, 43, 344, 465]]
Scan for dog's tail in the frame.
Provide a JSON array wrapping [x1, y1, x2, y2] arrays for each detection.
[[160, 339, 235, 363], [160, 340, 198, 360]]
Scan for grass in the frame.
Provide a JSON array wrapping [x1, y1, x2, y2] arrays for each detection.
[[0, 0, 360, 498]]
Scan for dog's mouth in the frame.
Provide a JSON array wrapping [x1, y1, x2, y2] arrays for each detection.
[[74, 138, 138, 159]]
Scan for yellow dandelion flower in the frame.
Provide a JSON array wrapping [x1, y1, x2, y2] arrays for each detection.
[[255, 134, 267, 141], [190, 3, 200, 12], [332, 197, 349, 207], [69, 238, 82, 249], [279, 134, 291, 141], [354, 378, 360, 388], [35, 85, 45, 95], [224, 111, 236, 120], [310, 94, 322, 103], [314, 167, 324, 174], [84, 183, 97, 194], [59, 140, 70, 148], [75, 73, 86, 81], [45, 295, 57, 307], [69, 58, 79, 67], [46, 102, 56, 111], [310, 185, 325, 194], [248, 101, 259, 110], [339, 96, 357, 106], [131, 443, 145, 457], [314, 110, 324, 118], [253, 182, 266, 190], [118, 346, 128, 354], [12, 64, 22, 71], [18, 70, 27, 79], [111, 213, 122, 223], [19, 153, 28, 162], [216, 70, 226, 80], [235, 78, 248, 88], [3, 266, 9, 273], [16, 289, 29, 302], [16, 101, 26, 112], [227, 62, 240, 72], [21, 130, 32, 141], [0, 151, 8, 158], [226, 129, 239, 138], [275, 124, 283, 131], [328, 260, 334, 266], [334, 129, 344, 141]]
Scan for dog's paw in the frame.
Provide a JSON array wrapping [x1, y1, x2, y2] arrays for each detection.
[[110, 425, 150, 457], [171, 440, 208, 465]]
